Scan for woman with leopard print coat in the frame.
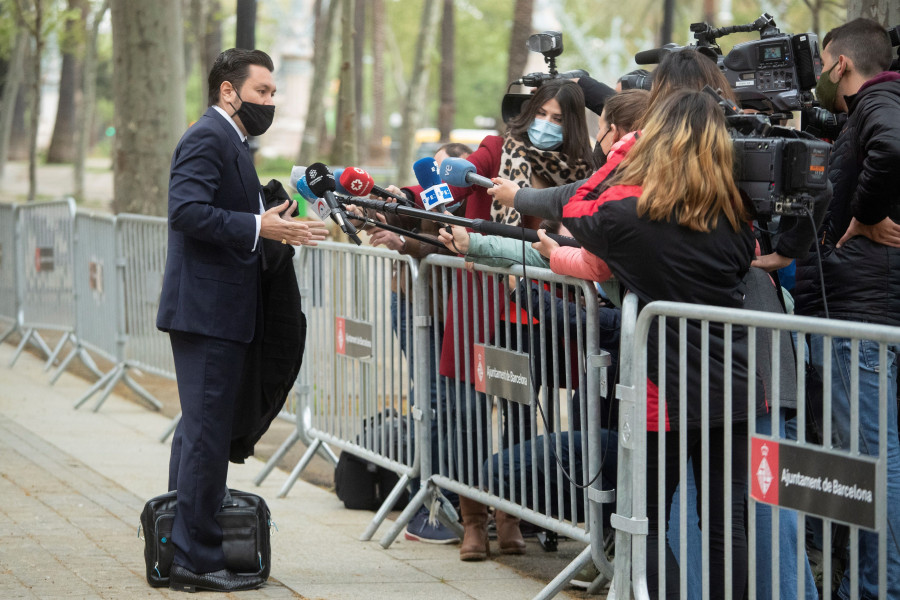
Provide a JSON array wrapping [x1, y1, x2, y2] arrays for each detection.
[[437, 79, 595, 563]]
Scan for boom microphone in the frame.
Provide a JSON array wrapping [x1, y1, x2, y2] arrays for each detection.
[[340, 195, 580, 248], [305, 162, 361, 245], [340, 167, 409, 204], [439, 157, 494, 189], [634, 43, 683, 65], [412, 157, 454, 211]]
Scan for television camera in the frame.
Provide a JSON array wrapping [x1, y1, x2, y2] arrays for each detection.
[[638, 13, 821, 114]]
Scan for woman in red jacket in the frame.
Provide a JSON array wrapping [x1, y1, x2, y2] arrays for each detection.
[[562, 89, 763, 598], [439, 79, 594, 561]]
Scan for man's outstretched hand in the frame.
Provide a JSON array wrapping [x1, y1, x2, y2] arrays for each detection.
[[260, 200, 329, 246]]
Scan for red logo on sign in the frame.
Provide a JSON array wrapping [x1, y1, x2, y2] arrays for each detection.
[[335, 317, 346, 355], [751, 437, 779, 505], [473, 344, 486, 394]]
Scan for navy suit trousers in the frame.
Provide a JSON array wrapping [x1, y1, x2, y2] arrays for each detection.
[[167, 330, 250, 573]]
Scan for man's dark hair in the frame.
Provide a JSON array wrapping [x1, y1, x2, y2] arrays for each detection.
[[438, 142, 473, 158], [208, 48, 275, 107], [823, 18, 892, 77]]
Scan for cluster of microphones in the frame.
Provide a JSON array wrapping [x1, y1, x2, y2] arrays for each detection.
[[289, 157, 579, 248]]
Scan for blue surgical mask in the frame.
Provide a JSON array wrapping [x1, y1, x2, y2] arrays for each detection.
[[528, 118, 563, 150]]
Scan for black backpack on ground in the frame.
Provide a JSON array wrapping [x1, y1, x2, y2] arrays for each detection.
[[333, 411, 412, 511], [139, 489, 272, 588]]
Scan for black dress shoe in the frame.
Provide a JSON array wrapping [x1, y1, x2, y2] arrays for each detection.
[[169, 564, 264, 593]]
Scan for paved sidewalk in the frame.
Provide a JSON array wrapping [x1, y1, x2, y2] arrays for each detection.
[[0, 340, 592, 599]]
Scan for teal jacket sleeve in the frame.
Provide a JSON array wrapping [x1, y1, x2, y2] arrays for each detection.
[[464, 233, 550, 269]]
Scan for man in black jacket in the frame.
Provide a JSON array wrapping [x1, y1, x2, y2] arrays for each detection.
[[794, 18, 900, 600]]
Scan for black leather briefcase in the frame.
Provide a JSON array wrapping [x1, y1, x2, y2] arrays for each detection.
[[139, 488, 272, 588]]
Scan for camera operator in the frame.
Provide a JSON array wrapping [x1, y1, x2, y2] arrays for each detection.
[[793, 18, 900, 600]]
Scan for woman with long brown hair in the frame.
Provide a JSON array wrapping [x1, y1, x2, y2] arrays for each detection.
[[439, 78, 595, 562], [562, 89, 763, 598]]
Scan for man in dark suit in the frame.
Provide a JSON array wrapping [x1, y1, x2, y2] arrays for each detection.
[[156, 48, 326, 593]]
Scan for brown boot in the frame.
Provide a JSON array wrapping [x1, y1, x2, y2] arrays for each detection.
[[458, 497, 490, 561], [495, 510, 526, 555]]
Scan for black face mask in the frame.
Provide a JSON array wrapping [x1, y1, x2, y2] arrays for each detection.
[[230, 90, 275, 136], [592, 143, 608, 168]]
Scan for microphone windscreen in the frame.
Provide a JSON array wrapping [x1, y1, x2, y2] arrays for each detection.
[[634, 48, 663, 65], [339, 167, 376, 197], [306, 163, 335, 196], [413, 157, 442, 189], [333, 168, 351, 195], [439, 157, 477, 187], [296, 175, 317, 201], [289, 165, 306, 190]]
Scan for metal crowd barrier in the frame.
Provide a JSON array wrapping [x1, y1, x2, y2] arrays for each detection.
[[0, 203, 18, 342], [377, 254, 615, 598], [8, 198, 76, 368], [611, 299, 900, 600], [49, 212, 117, 385], [73, 214, 169, 411], [270, 241, 418, 539]]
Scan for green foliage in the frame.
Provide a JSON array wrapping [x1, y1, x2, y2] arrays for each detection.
[[559, 0, 846, 85], [382, 0, 515, 130]]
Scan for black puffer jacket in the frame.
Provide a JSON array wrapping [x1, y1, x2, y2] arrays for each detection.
[[794, 73, 900, 326]]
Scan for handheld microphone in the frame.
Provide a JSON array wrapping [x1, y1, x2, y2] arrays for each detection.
[[296, 175, 333, 221], [296, 175, 317, 201], [305, 162, 361, 244], [338, 167, 374, 196], [289, 165, 307, 190], [439, 157, 494, 189], [333, 168, 353, 195], [412, 157, 454, 211], [340, 167, 409, 204]]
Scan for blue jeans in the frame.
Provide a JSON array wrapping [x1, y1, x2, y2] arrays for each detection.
[[667, 465, 702, 598], [391, 292, 457, 505], [754, 409, 818, 600], [485, 431, 618, 523], [810, 335, 900, 600]]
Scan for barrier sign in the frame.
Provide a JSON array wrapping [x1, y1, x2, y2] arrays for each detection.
[[473, 343, 532, 404], [751, 436, 877, 530], [35, 247, 54, 272], [335, 316, 373, 359]]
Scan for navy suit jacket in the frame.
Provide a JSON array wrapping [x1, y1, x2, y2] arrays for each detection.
[[157, 107, 262, 343]]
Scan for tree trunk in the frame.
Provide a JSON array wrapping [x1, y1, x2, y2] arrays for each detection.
[[48, 0, 89, 164], [660, 0, 676, 44], [0, 30, 27, 183], [189, 0, 207, 120], [332, 0, 357, 167], [437, 0, 455, 142], [846, 0, 897, 24], [369, 0, 385, 161], [353, 0, 366, 163], [110, 0, 186, 216], [395, 0, 441, 185], [235, 0, 256, 49], [26, 2, 45, 202], [74, 0, 110, 201], [204, 0, 223, 84], [298, 0, 338, 165], [703, 0, 716, 27], [505, 0, 533, 88], [9, 79, 28, 160]]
